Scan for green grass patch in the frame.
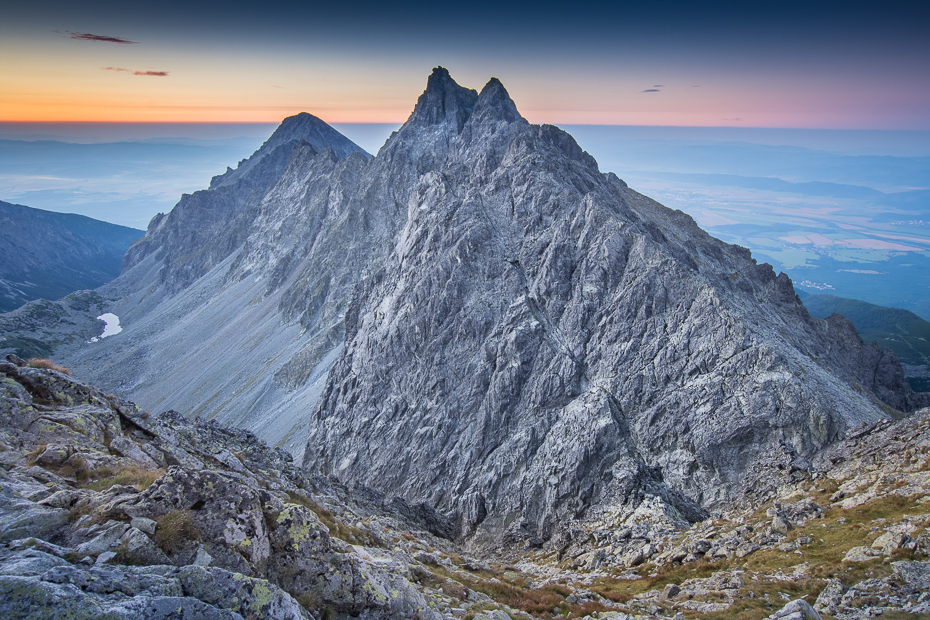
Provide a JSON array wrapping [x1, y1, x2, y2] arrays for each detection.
[[427, 564, 607, 619]]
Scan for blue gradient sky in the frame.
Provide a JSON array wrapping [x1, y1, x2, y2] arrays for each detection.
[[1, 0, 929, 127]]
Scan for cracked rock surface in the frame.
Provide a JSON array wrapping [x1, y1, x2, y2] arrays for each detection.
[[300, 69, 929, 545]]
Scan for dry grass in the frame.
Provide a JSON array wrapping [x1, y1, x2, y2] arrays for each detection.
[[111, 541, 144, 566], [56, 454, 112, 484], [26, 358, 70, 375], [295, 592, 322, 610], [285, 491, 381, 547], [292, 592, 335, 620], [426, 564, 600, 619], [68, 499, 94, 523], [155, 509, 200, 553], [24, 443, 48, 466], [462, 578, 570, 615], [81, 465, 164, 492], [414, 566, 469, 600], [68, 496, 115, 526]]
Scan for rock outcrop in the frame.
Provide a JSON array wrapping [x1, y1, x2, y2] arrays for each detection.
[[0, 359, 456, 620], [3, 361, 929, 620]]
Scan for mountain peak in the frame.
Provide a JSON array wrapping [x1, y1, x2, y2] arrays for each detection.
[[209, 111, 367, 189], [471, 76, 523, 124], [260, 111, 368, 160], [407, 66, 478, 134]]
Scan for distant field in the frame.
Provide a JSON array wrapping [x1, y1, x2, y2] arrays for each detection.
[[564, 126, 930, 321]]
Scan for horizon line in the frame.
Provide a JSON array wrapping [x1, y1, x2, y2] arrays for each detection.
[[3, 120, 930, 132]]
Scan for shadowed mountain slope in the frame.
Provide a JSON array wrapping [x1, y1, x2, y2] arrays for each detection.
[[0, 201, 142, 312], [803, 293, 930, 391]]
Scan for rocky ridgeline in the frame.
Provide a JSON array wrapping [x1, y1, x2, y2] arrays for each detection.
[[2, 68, 927, 549], [2, 359, 929, 619], [300, 68, 930, 546]]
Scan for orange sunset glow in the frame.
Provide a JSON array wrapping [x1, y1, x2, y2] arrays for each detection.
[[1, 0, 928, 129]]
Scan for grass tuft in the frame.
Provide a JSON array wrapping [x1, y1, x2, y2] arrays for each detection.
[[26, 358, 71, 375], [155, 509, 200, 553], [81, 465, 164, 492], [24, 443, 47, 466], [56, 454, 112, 484]]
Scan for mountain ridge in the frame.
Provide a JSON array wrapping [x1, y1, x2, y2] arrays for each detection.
[[802, 293, 930, 391], [296, 69, 929, 545], [0, 68, 926, 550]]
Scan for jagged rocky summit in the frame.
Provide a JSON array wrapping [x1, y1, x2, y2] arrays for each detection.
[[5, 68, 927, 550], [301, 69, 929, 544]]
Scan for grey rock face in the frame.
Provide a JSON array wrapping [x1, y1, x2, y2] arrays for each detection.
[[123, 111, 367, 293], [0, 566, 308, 620], [41, 115, 377, 456], [300, 69, 928, 543], [767, 599, 822, 620], [0, 364, 450, 620]]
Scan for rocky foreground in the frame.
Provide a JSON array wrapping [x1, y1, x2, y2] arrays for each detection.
[[2, 357, 928, 619]]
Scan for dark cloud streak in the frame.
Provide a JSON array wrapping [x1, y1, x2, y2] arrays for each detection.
[[68, 31, 138, 44], [642, 88, 660, 92], [104, 67, 169, 76]]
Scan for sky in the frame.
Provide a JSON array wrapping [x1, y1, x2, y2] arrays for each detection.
[[1, 0, 929, 128]]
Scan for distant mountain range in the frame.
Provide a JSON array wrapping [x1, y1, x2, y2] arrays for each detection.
[[0, 201, 142, 312]]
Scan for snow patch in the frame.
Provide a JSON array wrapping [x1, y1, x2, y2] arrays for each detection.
[[88, 313, 123, 343]]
